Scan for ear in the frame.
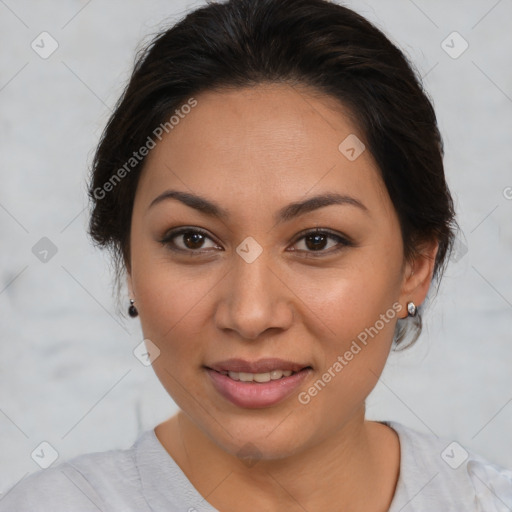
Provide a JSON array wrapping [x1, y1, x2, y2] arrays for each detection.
[[397, 239, 439, 319], [125, 259, 135, 299], [126, 272, 134, 298], [124, 248, 135, 297]]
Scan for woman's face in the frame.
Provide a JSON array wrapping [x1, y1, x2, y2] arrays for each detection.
[[127, 83, 433, 459]]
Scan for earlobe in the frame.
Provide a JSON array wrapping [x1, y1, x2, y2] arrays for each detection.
[[398, 240, 439, 318], [126, 270, 135, 299]]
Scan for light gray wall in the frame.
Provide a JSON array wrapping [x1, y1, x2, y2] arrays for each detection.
[[1, 0, 511, 491]]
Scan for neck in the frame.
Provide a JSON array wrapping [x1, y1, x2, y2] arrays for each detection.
[[155, 407, 399, 512]]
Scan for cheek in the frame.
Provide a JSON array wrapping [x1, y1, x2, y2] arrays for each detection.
[[290, 253, 401, 398], [136, 272, 210, 344], [295, 273, 399, 427], [291, 253, 401, 340], [129, 212, 217, 317], [339, 242, 403, 336], [133, 262, 216, 410]]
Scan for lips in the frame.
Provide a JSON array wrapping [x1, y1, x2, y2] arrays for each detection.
[[204, 358, 313, 408]]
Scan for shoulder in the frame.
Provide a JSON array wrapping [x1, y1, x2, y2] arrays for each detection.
[[0, 463, 102, 512], [0, 431, 153, 512], [384, 421, 512, 511]]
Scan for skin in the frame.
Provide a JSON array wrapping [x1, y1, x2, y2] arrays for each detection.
[[126, 83, 438, 512]]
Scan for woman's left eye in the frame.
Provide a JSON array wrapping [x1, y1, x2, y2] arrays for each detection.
[[290, 229, 353, 255]]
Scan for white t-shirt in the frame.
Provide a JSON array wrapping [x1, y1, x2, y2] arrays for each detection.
[[1, 420, 511, 511]]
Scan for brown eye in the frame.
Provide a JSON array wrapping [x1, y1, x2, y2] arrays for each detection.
[[182, 231, 206, 249], [290, 229, 353, 255], [304, 233, 329, 251], [160, 228, 220, 253]]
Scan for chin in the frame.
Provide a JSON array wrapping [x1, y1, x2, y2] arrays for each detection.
[[201, 410, 317, 462]]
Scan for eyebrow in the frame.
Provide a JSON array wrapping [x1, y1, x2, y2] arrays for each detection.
[[148, 189, 369, 223]]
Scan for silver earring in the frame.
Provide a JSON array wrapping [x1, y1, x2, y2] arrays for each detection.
[[407, 301, 417, 317]]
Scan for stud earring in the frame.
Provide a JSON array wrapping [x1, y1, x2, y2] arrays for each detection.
[[407, 301, 417, 317], [128, 299, 139, 318]]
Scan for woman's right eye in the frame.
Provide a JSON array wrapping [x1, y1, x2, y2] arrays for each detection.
[[159, 228, 221, 254]]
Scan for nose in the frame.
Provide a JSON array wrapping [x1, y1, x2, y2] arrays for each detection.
[[214, 250, 294, 340]]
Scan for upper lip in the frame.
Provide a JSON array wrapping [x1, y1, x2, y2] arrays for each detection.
[[206, 358, 311, 374]]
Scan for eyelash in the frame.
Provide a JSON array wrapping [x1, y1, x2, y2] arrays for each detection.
[[159, 227, 354, 257]]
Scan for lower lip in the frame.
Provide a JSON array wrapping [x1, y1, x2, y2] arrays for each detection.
[[206, 368, 311, 409]]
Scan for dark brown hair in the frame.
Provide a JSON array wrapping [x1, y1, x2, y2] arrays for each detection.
[[87, 0, 458, 348]]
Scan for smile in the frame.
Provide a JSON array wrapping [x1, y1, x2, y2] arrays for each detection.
[[204, 359, 312, 408]]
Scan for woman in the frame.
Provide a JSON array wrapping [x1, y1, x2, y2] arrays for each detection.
[[1, 0, 510, 510]]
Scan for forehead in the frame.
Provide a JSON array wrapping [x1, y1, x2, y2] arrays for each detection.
[[136, 83, 391, 219]]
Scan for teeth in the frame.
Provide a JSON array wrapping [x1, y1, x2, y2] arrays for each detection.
[[225, 369, 294, 382]]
